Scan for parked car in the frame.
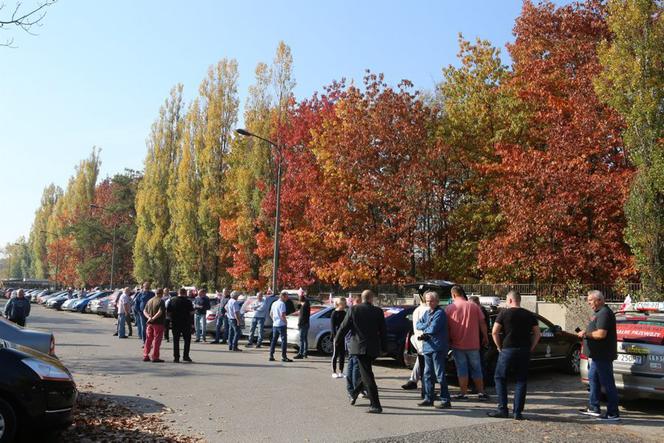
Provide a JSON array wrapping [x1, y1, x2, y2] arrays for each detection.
[[0, 317, 56, 357], [242, 292, 321, 341], [403, 306, 581, 383], [46, 292, 77, 310], [580, 302, 664, 400], [0, 339, 76, 441], [205, 297, 245, 335], [287, 305, 336, 355], [63, 291, 112, 313], [89, 292, 116, 316], [38, 291, 68, 305]]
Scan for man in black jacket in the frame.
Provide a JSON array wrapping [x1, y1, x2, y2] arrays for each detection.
[[334, 289, 387, 414], [167, 288, 194, 363], [294, 290, 311, 359]]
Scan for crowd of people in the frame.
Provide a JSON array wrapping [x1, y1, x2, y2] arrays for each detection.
[[105, 283, 619, 419]]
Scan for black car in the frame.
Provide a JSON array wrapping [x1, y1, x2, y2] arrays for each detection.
[[404, 307, 581, 383], [0, 339, 77, 441]]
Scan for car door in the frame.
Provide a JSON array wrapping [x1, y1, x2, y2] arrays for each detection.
[[531, 315, 564, 367]]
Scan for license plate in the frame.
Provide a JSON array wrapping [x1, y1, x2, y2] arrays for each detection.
[[617, 354, 643, 364]]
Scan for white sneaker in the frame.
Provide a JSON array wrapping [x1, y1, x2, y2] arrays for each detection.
[[332, 373, 339, 379], [338, 373, 346, 378]]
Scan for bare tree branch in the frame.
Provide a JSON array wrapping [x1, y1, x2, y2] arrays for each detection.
[[0, 1, 56, 47]]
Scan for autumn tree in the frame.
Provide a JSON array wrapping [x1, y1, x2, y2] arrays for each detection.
[[134, 85, 183, 286], [595, 0, 664, 296], [479, 0, 634, 283], [28, 184, 62, 279]]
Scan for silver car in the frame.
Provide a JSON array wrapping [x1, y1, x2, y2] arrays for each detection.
[[580, 302, 664, 400], [286, 305, 335, 354], [0, 316, 56, 357]]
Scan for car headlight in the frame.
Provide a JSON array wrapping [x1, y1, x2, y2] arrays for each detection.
[[21, 358, 72, 381]]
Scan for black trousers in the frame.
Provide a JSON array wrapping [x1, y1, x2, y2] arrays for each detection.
[[353, 354, 381, 408], [164, 319, 170, 340], [172, 325, 191, 360]]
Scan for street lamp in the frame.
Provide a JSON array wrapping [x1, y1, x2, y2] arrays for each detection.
[[40, 230, 60, 289], [235, 128, 284, 293]]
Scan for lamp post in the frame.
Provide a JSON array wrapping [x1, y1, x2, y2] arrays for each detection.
[[40, 230, 60, 289], [89, 204, 119, 289], [235, 128, 283, 294]]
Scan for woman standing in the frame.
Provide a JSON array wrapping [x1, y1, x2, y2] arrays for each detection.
[[330, 297, 347, 378]]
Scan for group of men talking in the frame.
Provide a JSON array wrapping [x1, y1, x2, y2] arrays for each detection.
[[333, 286, 620, 421]]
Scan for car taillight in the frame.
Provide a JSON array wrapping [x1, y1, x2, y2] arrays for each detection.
[[49, 336, 56, 356], [580, 351, 587, 360]]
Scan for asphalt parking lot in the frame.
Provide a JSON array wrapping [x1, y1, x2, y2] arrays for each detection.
[[8, 303, 664, 442]]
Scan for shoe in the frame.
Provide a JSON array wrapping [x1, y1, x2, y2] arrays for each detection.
[[350, 392, 359, 405], [361, 392, 368, 399], [113, 332, 118, 336], [220, 340, 227, 344], [338, 373, 346, 378], [452, 393, 468, 400], [417, 400, 433, 407], [579, 407, 601, 417], [119, 336, 128, 339], [173, 358, 180, 363], [269, 356, 276, 361], [294, 355, 304, 359], [183, 357, 193, 362], [143, 356, 150, 362], [233, 348, 243, 352], [195, 339, 200, 343], [487, 409, 509, 418], [598, 413, 620, 422], [367, 406, 383, 414], [477, 393, 490, 401], [282, 358, 293, 362], [152, 359, 164, 363], [332, 373, 339, 379], [435, 401, 452, 409], [246, 343, 254, 347], [401, 381, 418, 390], [256, 344, 262, 348], [514, 414, 526, 421]]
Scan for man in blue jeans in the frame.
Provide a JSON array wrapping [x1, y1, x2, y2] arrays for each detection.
[[578, 290, 619, 421], [211, 289, 230, 344], [246, 292, 268, 347], [294, 290, 310, 359], [226, 291, 242, 351], [269, 291, 292, 362], [135, 282, 155, 345], [415, 291, 452, 409], [488, 291, 540, 420]]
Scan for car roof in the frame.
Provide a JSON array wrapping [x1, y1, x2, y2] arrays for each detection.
[[404, 280, 455, 290]]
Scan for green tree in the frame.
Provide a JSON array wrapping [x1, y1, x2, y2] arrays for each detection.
[[196, 59, 239, 288], [2, 237, 31, 279], [134, 85, 183, 286], [595, 0, 664, 295], [28, 184, 62, 279]]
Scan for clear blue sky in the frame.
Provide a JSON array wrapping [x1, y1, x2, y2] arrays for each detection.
[[0, 0, 559, 248]]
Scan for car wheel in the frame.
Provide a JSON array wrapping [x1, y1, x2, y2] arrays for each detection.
[[564, 345, 581, 375], [0, 397, 17, 443], [317, 332, 333, 355]]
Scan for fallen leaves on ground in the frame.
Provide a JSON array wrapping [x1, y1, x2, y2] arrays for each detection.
[[58, 390, 206, 443]]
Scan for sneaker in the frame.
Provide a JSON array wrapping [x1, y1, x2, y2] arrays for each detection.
[[119, 336, 128, 339], [514, 414, 526, 421], [152, 359, 164, 363], [401, 381, 418, 390], [113, 332, 118, 336], [417, 400, 433, 407], [579, 407, 601, 417], [294, 355, 304, 359], [142, 356, 150, 362], [338, 373, 346, 378], [487, 409, 509, 418], [282, 358, 293, 362], [367, 406, 383, 414], [452, 393, 468, 400], [269, 356, 276, 361], [173, 358, 180, 363], [477, 393, 490, 401], [435, 401, 452, 409], [332, 373, 339, 379], [599, 413, 620, 422], [183, 357, 193, 362]]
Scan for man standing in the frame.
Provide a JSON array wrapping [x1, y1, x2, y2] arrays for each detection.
[[344, 292, 363, 401], [402, 294, 428, 395], [167, 288, 194, 363], [135, 282, 155, 345], [226, 290, 242, 351], [211, 289, 230, 344], [294, 289, 311, 359], [470, 295, 491, 386], [246, 292, 268, 347], [4, 289, 30, 327], [269, 291, 292, 362], [335, 289, 386, 414], [445, 286, 489, 400], [416, 291, 452, 409], [578, 290, 619, 421], [143, 288, 166, 363], [488, 291, 540, 420], [117, 287, 132, 339], [193, 288, 211, 343]]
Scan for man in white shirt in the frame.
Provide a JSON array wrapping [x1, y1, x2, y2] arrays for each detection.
[[117, 288, 132, 339], [226, 291, 242, 351], [269, 291, 292, 362]]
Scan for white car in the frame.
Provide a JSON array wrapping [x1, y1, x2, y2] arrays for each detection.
[[286, 305, 335, 355]]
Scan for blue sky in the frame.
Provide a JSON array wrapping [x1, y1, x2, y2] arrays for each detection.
[[1, 0, 547, 248]]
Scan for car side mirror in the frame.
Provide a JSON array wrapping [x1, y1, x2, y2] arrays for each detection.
[[553, 325, 562, 333]]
